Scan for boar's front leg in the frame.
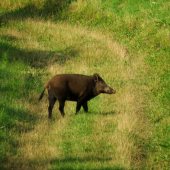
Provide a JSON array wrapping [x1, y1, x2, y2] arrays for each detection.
[[76, 101, 81, 115], [76, 95, 88, 114], [82, 101, 88, 113]]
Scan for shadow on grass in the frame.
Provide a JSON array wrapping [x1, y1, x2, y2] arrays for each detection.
[[99, 111, 116, 115], [0, 14, 79, 135], [0, 17, 78, 170], [82, 111, 116, 116], [50, 157, 125, 170], [0, 0, 74, 23], [0, 37, 78, 68]]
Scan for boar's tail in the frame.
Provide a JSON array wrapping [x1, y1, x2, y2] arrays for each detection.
[[38, 88, 46, 101], [38, 83, 49, 101]]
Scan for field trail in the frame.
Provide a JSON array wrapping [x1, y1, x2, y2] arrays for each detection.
[[5, 20, 149, 170]]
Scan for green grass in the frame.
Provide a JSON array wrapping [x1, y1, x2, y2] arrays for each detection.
[[0, 36, 42, 166], [0, 0, 170, 169], [61, 1, 170, 168], [52, 114, 119, 170]]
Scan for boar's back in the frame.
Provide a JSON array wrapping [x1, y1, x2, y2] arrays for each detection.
[[48, 74, 95, 101]]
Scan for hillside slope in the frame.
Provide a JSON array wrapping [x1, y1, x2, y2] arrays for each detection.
[[0, 0, 169, 169]]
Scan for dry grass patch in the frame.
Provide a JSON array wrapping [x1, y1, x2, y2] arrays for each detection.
[[1, 19, 149, 169]]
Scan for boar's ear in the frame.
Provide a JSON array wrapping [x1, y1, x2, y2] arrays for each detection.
[[93, 73, 99, 82]]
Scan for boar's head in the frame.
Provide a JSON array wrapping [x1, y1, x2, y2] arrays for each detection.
[[93, 73, 116, 95]]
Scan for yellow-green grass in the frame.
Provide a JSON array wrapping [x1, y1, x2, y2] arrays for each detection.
[[1, 0, 169, 169], [0, 19, 149, 169]]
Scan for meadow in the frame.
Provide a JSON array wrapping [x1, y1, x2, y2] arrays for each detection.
[[0, 0, 169, 169]]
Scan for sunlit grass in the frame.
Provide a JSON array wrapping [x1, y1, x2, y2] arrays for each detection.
[[0, 19, 148, 169], [0, 0, 169, 169]]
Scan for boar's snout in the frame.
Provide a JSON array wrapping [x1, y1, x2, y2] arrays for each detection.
[[104, 86, 116, 94], [112, 89, 116, 94], [105, 87, 116, 94]]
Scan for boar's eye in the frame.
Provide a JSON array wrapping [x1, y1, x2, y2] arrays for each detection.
[[102, 81, 105, 84]]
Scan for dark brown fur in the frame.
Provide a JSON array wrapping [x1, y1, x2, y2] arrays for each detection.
[[39, 73, 116, 118]]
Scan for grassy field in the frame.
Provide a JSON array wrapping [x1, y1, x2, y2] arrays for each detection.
[[0, 0, 170, 169]]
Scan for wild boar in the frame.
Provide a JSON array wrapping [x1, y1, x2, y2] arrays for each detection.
[[39, 73, 116, 119]]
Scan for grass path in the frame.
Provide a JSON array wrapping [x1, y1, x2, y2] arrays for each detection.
[[1, 20, 149, 170]]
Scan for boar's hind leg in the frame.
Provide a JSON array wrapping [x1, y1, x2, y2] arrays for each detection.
[[48, 90, 57, 119], [58, 100, 65, 117], [82, 101, 88, 113]]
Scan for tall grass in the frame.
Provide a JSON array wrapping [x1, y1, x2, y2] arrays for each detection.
[[0, 0, 169, 169]]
